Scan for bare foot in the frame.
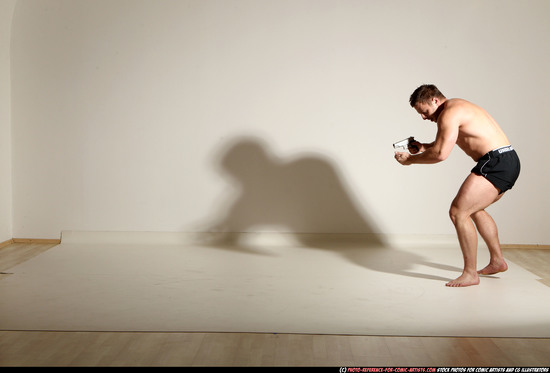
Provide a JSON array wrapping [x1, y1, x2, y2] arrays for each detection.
[[446, 272, 480, 287], [477, 260, 508, 275]]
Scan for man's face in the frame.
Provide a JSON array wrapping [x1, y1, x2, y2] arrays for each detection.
[[414, 99, 439, 122]]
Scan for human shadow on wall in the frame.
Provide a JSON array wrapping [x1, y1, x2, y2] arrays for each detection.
[[198, 136, 456, 283]]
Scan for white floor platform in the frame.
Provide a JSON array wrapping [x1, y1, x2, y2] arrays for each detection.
[[1, 231, 548, 338]]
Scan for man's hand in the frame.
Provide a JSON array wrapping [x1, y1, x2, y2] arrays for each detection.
[[409, 140, 423, 154], [395, 151, 412, 165]]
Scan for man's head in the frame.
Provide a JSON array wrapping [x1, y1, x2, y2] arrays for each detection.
[[409, 84, 446, 122]]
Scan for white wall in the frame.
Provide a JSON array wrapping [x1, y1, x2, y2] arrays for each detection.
[[0, 0, 17, 243], [10, 0, 550, 244]]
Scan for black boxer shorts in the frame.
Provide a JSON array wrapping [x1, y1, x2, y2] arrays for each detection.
[[471, 145, 520, 194]]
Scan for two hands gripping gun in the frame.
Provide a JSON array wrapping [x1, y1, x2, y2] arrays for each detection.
[[393, 136, 420, 154]]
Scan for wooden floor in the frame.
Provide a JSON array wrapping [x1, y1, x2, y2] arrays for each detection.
[[1, 242, 549, 367]]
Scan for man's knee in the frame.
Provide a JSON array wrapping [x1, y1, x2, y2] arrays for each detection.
[[448, 204, 458, 224], [449, 204, 468, 225]]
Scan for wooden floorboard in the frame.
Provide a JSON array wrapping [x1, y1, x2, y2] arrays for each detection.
[[0, 242, 59, 273], [1, 243, 549, 367]]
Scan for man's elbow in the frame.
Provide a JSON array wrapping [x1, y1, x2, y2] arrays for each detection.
[[433, 150, 450, 162]]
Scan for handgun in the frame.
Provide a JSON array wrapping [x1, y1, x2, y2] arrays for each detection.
[[393, 136, 418, 152]]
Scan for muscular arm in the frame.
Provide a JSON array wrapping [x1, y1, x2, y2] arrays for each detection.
[[397, 111, 459, 165]]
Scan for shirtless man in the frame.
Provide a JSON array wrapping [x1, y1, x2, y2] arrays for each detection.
[[394, 84, 520, 287]]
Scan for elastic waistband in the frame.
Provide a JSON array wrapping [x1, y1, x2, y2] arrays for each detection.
[[489, 145, 514, 157]]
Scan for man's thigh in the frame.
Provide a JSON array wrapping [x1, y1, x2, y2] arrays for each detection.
[[452, 173, 502, 214]]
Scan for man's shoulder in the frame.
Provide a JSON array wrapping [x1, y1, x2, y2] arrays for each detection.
[[444, 98, 471, 109], [439, 99, 472, 122]]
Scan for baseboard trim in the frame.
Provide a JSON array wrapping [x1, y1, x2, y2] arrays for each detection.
[[0, 239, 15, 249], [12, 238, 61, 244], [501, 244, 550, 250], [2, 234, 547, 250]]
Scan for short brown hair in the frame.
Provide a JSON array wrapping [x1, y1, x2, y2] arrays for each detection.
[[409, 84, 446, 107]]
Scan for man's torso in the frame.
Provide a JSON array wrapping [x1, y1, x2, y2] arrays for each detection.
[[440, 98, 510, 161]]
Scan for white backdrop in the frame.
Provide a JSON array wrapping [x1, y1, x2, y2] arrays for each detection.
[[0, 0, 17, 243], [9, 0, 550, 244]]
